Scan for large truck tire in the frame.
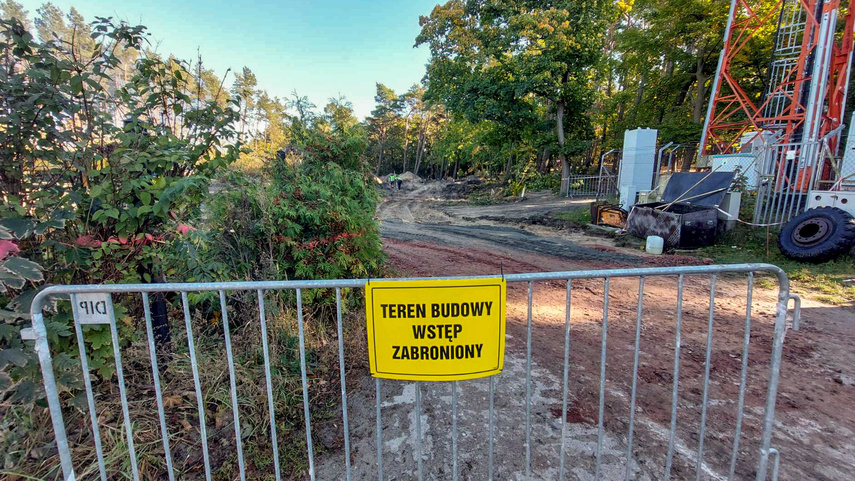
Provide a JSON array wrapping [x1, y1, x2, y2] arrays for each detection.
[[778, 207, 855, 262]]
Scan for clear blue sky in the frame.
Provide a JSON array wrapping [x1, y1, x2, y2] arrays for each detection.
[[16, 0, 438, 119]]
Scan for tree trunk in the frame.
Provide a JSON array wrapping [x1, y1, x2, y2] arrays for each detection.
[[239, 100, 246, 135], [615, 74, 626, 141], [682, 52, 709, 172], [402, 116, 410, 172], [630, 71, 646, 125], [376, 141, 384, 175], [376, 128, 386, 175], [413, 113, 430, 176], [663, 59, 674, 78], [414, 131, 426, 176], [680, 148, 695, 172], [453, 154, 460, 180], [600, 63, 613, 147], [503, 142, 515, 181], [537, 146, 550, 173], [693, 53, 708, 124], [557, 100, 570, 195]]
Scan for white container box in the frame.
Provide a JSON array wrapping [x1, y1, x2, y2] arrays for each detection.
[[618, 128, 658, 208]]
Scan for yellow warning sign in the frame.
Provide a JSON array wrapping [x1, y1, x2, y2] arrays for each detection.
[[365, 277, 507, 381]]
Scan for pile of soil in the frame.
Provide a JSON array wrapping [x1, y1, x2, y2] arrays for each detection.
[[398, 171, 422, 182]]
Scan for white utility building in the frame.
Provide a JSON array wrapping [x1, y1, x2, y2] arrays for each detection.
[[618, 128, 658, 208]]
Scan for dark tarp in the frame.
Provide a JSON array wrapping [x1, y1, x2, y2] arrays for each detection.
[[660, 172, 736, 207]]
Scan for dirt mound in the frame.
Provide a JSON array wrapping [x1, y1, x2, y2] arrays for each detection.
[[399, 171, 422, 182], [442, 180, 494, 198]]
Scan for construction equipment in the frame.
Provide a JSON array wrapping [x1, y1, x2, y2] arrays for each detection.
[[590, 202, 628, 228]]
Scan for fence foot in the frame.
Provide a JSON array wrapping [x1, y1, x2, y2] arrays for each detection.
[[788, 294, 802, 331]]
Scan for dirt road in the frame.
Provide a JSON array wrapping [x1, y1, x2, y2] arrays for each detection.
[[321, 183, 855, 480], [379, 185, 647, 267]]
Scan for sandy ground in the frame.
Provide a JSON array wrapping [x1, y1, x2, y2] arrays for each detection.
[[315, 182, 855, 480]]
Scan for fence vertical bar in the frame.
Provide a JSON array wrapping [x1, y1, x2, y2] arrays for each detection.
[[625, 277, 645, 480], [774, 148, 791, 226], [787, 143, 805, 222], [335, 288, 352, 481], [756, 271, 790, 480], [764, 146, 780, 224], [295, 288, 316, 480], [31, 309, 74, 481], [759, 147, 777, 224], [376, 378, 384, 481], [781, 145, 801, 224], [416, 381, 423, 480], [774, 146, 791, 226], [768, 448, 781, 481], [182, 291, 212, 481], [729, 273, 754, 479], [488, 375, 495, 481], [141, 293, 174, 481], [665, 275, 685, 479], [757, 146, 773, 225], [106, 296, 140, 481], [219, 290, 246, 481], [257, 290, 282, 481], [789, 294, 801, 331], [696, 275, 718, 480], [786, 144, 806, 221], [596, 278, 610, 481], [70, 294, 108, 481], [559, 280, 572, 480], [452, 381, 459, 481], [525, 280, 533, 479]]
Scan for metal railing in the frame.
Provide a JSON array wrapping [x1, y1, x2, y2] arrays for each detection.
[[27, 263, 797, 481], [561, 174, 618, 199], [753, 125, 846, 225], [753, 141, 821, 225]]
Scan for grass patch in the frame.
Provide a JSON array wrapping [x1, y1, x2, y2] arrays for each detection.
[[699, 224, 855, 304], [554, 206, 592, 226]]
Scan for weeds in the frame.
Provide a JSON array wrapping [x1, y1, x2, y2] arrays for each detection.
[[554, 206, 592, 226]]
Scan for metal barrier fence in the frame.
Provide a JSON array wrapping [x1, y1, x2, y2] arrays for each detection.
[[753, 141, 821, 225], [27, 263, 796, 481], [561, 174, 618, 198], [753, 124, 846, 225]]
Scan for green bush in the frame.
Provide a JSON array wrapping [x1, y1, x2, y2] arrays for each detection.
[[0, 15, 239, 418], [506, 164, 561, 196], [191, 158, 384, 306]]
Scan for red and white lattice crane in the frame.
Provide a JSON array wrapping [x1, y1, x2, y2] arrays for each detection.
[[700, 0, 855, 226]]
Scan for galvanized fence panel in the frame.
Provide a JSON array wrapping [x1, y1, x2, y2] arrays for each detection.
[[26, 264, 797, 481], [561, 174, 618, 198], [753, 142, 820, 225], [753, 127, 844, 225]]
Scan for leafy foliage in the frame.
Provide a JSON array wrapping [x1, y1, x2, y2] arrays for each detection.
[[201, 139, 384, 305], [415, 0, 612, 189], [0, 14, 239, 411]]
